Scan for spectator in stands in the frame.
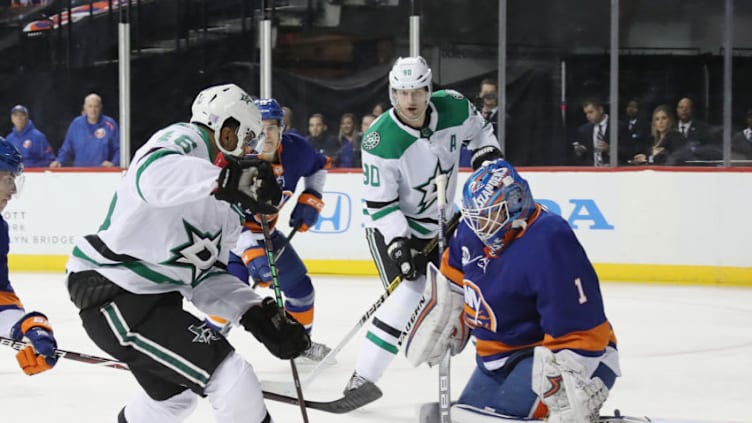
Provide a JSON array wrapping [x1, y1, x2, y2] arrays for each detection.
[[572, 98, 611, 166], [675, 97, 709, 145], [282, 106, 300, 136], [5, 105, 55, 168], [632, 104, 683, 165], [461, 78, 501, 167], [50, 93, 120, 168], [477, 78, 499, 137], [361, 113, 376, 134], [619, 99, 649, 164], [335, 112, 358, 168], [666, 97, 721, 165], [371, 102, 388, 117], [306, 113, 339, 158], [354, 113, 376, 169], [731, 109, 752, 161]]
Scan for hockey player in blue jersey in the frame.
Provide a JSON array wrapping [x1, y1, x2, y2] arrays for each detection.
[[0, 139, 58, 376], [406, 159, 620, 423], [207, 98, 333, 362]]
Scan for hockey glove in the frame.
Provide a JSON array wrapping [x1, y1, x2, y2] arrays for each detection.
[[289, 189, 325, 232], [531, 347, 609, 423], [214, 156, 282, 215], [387, 237, 422, 281], [242, 246, 272, 288], [241, 298, 311, 360], [470, 146, 503, 170], [10, 312, 58, 375]]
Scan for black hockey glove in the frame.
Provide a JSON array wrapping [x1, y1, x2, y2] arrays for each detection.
[[214, 156, 282, 215], [387, 237, 423, 281], [470, 146, 504, 170], [241, 297, 311, 360]]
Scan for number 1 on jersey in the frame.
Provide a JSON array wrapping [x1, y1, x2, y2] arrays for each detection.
[[574, 277, 587, 304]]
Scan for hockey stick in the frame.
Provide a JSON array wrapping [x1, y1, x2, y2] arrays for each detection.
[[263, 379, 382, 414], [434, 174, 452, 423], [1, 334, 379, 413], [0, 335, 129, 370], [259, 214, 309, 423], [252, 225, 299, 289], [275, 226, 299, 258], [264, 211, 462, 394]]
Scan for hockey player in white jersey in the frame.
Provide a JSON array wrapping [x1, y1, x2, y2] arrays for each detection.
[[345, 56, 503, 394], [65, 83, 310, 423]]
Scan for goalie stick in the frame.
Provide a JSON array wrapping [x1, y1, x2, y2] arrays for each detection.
[[0, 335, 129, 370], [263, 211, 463, 396], [2, 335, 380, 413], [420, 403, 656, 423], [434, 173, 452, 423]]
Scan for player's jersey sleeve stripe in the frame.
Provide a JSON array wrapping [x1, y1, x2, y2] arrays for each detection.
[[370, 205, 400, 220], [0, 291, 23, 310], [136, 150, 182, 202], [407, 219, 431, 235], [439, 250, 464, 287], [542, 320, 615, 353]]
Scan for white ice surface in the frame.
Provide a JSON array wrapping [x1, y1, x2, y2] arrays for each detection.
[[1, 273, 750, 423]]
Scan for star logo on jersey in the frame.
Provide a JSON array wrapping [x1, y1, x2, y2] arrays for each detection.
[[163, 220, 222, 283], [188, 323, 221, 344], [414, 162, 454, 214]]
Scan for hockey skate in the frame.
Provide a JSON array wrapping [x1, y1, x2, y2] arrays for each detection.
[[343, 371, 372, 394], [295, 341, 336, 365]]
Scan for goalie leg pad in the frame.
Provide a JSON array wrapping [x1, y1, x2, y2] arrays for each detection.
[[531, 347, 609, 423], [404, 262, 468, 367]]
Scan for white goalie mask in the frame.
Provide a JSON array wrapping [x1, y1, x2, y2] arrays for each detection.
[[388, 56, 433, 108], [190, 83, 263, 157]]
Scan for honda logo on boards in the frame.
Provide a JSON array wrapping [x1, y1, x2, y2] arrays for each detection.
[[310, 191, 351, 234]]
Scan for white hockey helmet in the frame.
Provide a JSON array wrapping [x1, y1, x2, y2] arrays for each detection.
[[388, 56, 433, 108], [190, 83, 263, 157]]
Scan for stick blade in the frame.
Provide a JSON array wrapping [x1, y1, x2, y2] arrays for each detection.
[[262, 380, 382, 414]]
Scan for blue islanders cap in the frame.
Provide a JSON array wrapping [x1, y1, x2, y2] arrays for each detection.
[[11, 105, 28, 115]]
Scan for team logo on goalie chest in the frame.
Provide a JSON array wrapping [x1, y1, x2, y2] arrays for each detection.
[[362, 132, 380, 150]]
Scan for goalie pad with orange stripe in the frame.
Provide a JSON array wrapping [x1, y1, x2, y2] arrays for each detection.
[[404, 262, 469, 367]]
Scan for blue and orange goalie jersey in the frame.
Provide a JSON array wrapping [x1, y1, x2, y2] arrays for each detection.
[[441, 206, 619, 374]]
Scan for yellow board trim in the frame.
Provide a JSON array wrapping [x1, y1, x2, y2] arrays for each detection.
[[9, 255, 752, 287]]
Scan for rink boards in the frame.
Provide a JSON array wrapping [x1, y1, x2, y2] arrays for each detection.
[[6, 167, 752, 285]]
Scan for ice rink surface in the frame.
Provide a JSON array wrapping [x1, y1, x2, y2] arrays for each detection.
[[1, 273, 750, 423]]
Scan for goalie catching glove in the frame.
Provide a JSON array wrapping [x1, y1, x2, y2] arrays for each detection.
[[531, 347, 609, 423], [214, 155, 282, 215], [10, 311, 58, 375], [404, 263, 469, 367]]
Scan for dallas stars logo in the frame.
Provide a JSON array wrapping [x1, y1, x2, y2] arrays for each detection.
[[240, 93, 253, 104], [189, 323, 221, 344], [414, 162, 454, 214], [163, 220, 222, 283]]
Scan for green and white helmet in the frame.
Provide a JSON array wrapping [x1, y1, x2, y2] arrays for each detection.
[[388, 56, 433, 108], [190, 83, 262, 157]]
